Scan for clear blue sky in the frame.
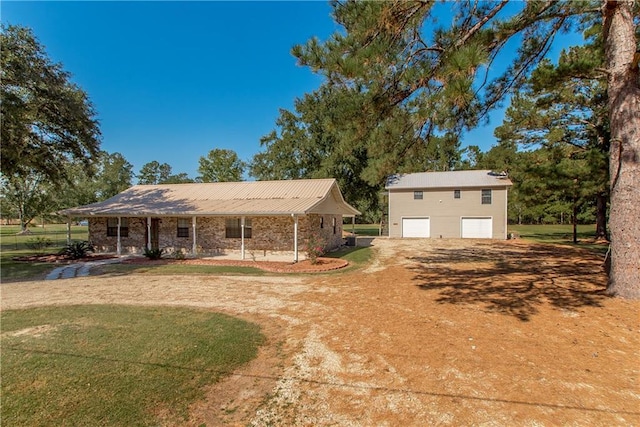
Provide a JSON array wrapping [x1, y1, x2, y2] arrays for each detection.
[[3, 1, 582, 182]]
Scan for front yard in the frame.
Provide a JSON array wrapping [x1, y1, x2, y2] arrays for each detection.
[[1, 236, 637, 425]]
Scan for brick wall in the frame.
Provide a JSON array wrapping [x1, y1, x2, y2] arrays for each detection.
[[88, 214, 345, 255]]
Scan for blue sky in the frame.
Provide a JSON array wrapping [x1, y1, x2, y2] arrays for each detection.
[[3, 1, 583, 182]]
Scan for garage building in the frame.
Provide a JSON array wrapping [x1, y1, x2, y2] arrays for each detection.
[[385, 170, 512, 239]]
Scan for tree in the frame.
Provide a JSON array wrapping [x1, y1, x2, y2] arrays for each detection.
[[290, 0, 639, 298], [137, 161, 173, 185], [0, 172, 56, 232], [95, 152, 134, 199], [1, 24, 101, 185], [602, 0, 639, 298], [198, 149, 245, 182]]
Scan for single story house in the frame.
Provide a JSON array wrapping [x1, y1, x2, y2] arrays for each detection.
[[385, 170, 512, 239], [58, 178, 360, 261]]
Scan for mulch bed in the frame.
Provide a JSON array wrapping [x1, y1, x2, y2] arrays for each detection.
[[12, 254, 118, 264], [120, 257, 349, 273]]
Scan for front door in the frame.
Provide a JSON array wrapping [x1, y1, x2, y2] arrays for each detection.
[[145, 218, 160, 250]]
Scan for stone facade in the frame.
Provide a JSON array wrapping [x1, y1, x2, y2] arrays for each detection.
[[88, 214, 344, 256]]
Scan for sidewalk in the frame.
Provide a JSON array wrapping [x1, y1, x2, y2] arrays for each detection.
[[45, 258, 126, 280]]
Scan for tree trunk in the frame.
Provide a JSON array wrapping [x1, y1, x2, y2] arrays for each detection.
[[603, 0, 640, 298], [595, 192, 609, 240]]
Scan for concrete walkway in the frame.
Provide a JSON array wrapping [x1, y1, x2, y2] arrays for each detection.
[[45, 258, 126, 280]]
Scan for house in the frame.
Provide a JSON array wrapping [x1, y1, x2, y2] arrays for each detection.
[[58, 179, 360, 261], [385, 170, 512, 239]]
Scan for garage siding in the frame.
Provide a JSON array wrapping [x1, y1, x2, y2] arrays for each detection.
[[388, 187, 508, 239]]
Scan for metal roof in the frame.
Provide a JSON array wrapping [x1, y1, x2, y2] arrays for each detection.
[[59, 179, 361, 217], [386, 170, 513, 189]]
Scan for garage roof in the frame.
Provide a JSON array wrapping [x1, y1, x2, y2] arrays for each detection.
[[59, 179, 361, 217], [386, 170, 513, 189]]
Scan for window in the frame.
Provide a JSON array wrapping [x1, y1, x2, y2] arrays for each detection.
[[177, 218, 190, 238], [481, 189, 492, 205], [332, 217, 337, 234], [414, 191, 423, 200], [454, 190, 461, 199], [320, 216, 324, 229], [107, 217, 128, 237], [225, 218, 252, 238]]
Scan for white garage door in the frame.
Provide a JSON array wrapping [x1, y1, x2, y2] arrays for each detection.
[[402, 218, 430, 238], [461, 217, 492, 238]]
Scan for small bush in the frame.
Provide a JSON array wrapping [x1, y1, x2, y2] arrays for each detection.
[[143, 248, 164, 260], [26, 237, 53, 251], [305, 233, 326, 265], [59, 241, 94, 260]]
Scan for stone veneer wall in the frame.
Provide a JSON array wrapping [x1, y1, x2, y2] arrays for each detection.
[[89, 214, 345, 255]]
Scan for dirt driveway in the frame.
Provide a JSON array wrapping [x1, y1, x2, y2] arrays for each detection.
[[2, 238, 638, 426]]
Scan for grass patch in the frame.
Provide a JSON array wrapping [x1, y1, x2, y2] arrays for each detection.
[[346, 223, 381, 236], [325, 246, 373, 273], [100, 263, 266, 276], [1, 224, 89, 282], [1, 305, 265, 426], [509, 224, 607, 253]]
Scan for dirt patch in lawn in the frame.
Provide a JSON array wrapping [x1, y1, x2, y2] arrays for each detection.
[[1, 238, 638, 426]]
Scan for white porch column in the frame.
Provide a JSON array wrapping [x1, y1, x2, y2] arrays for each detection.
[[293, 215, 299, 263], [192, 216, 197, 255], [66, 217, 72, 244], [116, 216, 122, 255], [147, 216, 151, 250], [241, 216, 245, 260]]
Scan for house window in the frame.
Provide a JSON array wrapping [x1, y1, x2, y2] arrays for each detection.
[[177, 218, 190, 238], [481, 189, 492, 205], [225, 218, 252, 238], [414, 191, 423, 200], [454, 190, 461, 199], [107, 217, 128, 237], [332, 217, 337, 234], [320, 217, 324, 229]]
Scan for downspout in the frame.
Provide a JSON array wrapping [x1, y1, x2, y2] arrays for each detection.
[[117, 216, 122, 255], [192, 216, 197, 255]]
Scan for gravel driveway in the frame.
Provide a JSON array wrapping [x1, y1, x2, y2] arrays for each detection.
[[2, 238, 638, 426]]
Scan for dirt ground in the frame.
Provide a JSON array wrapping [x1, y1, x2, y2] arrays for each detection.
[[1, 238, 638, 426]]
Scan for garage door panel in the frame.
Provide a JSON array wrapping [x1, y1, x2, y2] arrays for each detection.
[[461, 217, 492, 239], [402, 218, 430, 238]]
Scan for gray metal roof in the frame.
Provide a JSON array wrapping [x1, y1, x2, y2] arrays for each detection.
[[386, 170, 513, 189], [59, 179, 361, 217]]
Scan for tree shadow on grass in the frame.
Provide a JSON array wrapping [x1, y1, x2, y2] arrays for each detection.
[[408, 243, 608, 321]]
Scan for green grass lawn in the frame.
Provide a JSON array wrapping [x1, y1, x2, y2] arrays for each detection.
[[1, 224, 89, 282], [100, 263, 267, 276], [1, 305, 264, 426], [508, 224, 607, 253]]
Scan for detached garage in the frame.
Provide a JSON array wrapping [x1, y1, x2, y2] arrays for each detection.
[[386, 170, 512, 239], [461, 217, 493, 239], [402, 217, 430, 238]]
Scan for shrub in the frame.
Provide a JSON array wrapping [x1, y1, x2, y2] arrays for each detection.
[[305, 233, 326, 265], [143, 248, 164, 260], [26, 237, 53, 251], [59, 241, 94, 260]]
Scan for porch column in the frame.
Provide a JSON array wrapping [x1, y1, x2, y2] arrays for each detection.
[[241, 216, 245, 260], [147, 217, 151, 250], [66, 217, 72, 244], [116, 216, 122, 255], [192, 216, 197, 255], [293, 214, 299, 263]]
